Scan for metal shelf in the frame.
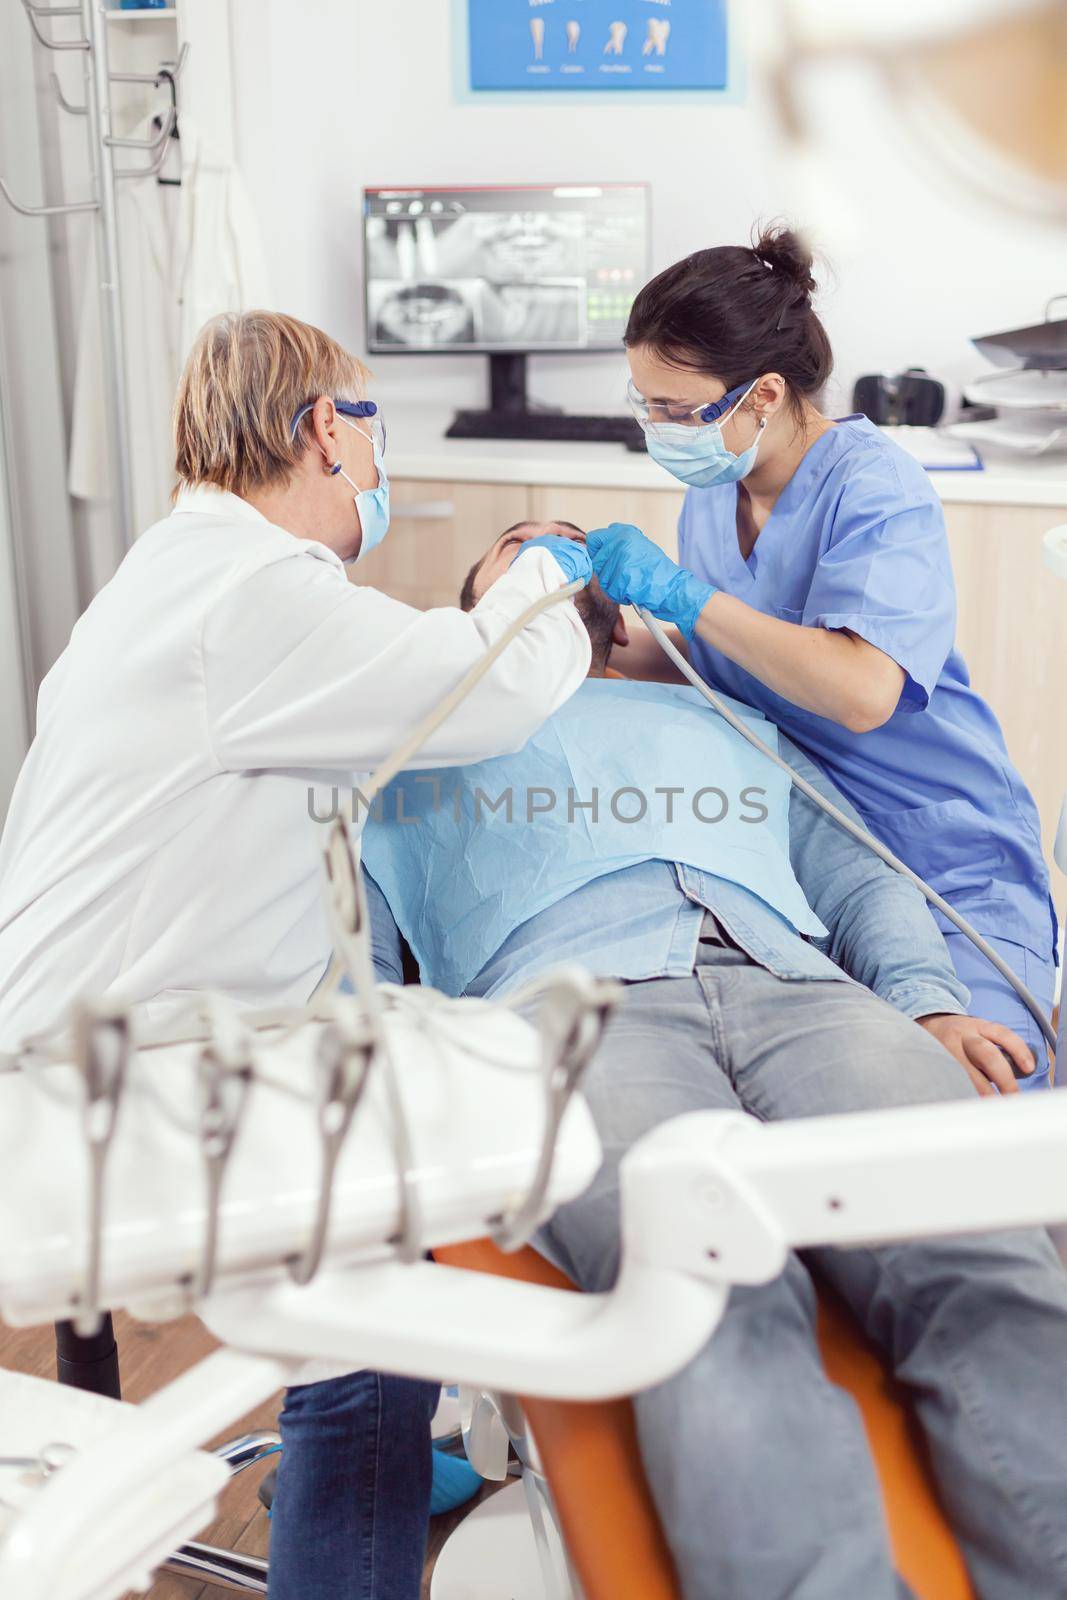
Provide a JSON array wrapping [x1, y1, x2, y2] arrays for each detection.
[[106, 7, 177, 19]]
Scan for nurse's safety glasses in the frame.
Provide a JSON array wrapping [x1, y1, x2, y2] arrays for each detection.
[[627, 377, 754, 435], [290, 398, 386, 456]]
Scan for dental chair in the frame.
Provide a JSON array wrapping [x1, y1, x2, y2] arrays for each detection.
[[46, 1144, 976, 1599], [43, 1031, 974, 1600], [433, 1238, 975, 1600], [10, 993, 1067, 1600]]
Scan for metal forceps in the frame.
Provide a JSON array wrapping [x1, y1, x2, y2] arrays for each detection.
[[287, 1003, 375, 1287], [191, 1005, 254, 1298]]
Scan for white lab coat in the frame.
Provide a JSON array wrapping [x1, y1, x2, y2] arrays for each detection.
[[0, 486, 590, 1051], [69, 117, 271, 535]]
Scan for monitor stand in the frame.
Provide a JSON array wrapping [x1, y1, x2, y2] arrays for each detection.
[[446, 353, 645, 449]]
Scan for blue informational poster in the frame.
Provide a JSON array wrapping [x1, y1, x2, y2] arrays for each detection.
[[468, 0, 728, 93]]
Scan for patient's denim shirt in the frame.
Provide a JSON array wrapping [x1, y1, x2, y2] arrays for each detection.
[[366, 730, 968, 1024]]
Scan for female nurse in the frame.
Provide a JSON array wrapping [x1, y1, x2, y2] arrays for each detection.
[[589, 226, 1056, 1089]]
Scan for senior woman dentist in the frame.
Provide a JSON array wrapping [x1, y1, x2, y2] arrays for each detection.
[[589, 226, 1055, 1090], [0, 309, 592, 1599]]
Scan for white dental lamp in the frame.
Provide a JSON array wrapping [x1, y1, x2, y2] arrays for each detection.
[[764, 0, 1067, 247]]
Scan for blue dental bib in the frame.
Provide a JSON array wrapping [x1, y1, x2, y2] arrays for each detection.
[[361, 680, 826, 996]]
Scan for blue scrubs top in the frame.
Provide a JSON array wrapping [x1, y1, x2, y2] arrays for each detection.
[[678, 415, 1054, 960]]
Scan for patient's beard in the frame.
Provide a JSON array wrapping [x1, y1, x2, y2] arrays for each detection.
[[577, 581, 621, 675]]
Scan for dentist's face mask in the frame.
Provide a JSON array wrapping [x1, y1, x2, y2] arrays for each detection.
[[333, 415, 390, 562], [290, 398, 391, 561], [628, 377, 766, 489]]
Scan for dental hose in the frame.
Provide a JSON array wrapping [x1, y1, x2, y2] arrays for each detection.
[[637, 608, 1057, 1054]]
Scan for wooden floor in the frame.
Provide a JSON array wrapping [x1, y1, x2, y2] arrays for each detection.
[[0, 1311, 496, 1599]]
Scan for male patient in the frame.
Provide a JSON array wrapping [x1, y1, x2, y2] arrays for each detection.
[[358, 520, 1067, 1600]]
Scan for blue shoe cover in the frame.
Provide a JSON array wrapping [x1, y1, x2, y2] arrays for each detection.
[[430, 1446, 483, 1515]]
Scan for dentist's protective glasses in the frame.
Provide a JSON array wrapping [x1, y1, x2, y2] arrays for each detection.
[[627, 378, 754, 437], [290, 398, 386, 455]]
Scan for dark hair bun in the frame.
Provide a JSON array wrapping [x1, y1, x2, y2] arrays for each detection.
[[624, 225, 834, 404], [752, 223, 817, 299]]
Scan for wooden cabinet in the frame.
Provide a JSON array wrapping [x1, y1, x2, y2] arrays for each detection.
[[367, 478, 1067, 895], [943, 502, 1067, 894]]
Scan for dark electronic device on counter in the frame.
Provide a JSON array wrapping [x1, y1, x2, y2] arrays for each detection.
[[363, 183, 650, 446], [852, 368, 946, 427]]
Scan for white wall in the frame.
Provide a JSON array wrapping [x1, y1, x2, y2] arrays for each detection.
[[229, 0, 1067, 421]]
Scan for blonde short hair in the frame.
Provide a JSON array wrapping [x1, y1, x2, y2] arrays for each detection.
[[173, 310, 370, 498]]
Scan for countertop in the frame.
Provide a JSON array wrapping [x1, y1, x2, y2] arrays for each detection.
[[386, 408, 1067, 508]]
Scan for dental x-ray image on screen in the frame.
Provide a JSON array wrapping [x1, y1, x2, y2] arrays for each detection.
[[363, 184, 650, 354]]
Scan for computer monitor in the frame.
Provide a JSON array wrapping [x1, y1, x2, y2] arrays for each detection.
[[362, 183, 651, 443]]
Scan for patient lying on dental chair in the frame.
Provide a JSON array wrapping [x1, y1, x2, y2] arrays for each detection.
[[359, 520, 1067, 1600]]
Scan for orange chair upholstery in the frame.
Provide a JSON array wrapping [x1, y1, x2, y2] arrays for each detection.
[[436, 1239, 975, 1600]]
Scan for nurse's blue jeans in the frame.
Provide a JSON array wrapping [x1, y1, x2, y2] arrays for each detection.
[[266, 1368, 438, 1600], [535, 940, 1067, 1600]]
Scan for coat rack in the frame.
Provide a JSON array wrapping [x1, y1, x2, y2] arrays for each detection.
[[0, 1, 188, 555]]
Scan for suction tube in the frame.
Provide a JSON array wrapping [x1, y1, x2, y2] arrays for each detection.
[[638, 608, 1057, 1055]]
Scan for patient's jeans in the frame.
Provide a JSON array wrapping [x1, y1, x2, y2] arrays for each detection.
[[536, 938, 1067, 1600], [267, 1368, 438, 1600]]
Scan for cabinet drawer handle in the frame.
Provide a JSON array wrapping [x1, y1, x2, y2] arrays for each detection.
[[391, 501, 456, 521]]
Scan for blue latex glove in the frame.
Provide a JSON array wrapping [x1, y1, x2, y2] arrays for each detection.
[[586, 523, 715, 639], [511, 533, 592, 587]]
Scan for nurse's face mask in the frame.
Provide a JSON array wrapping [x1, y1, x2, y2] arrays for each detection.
[[627, 376, 767, 489], [290, 399, 391, 562]]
